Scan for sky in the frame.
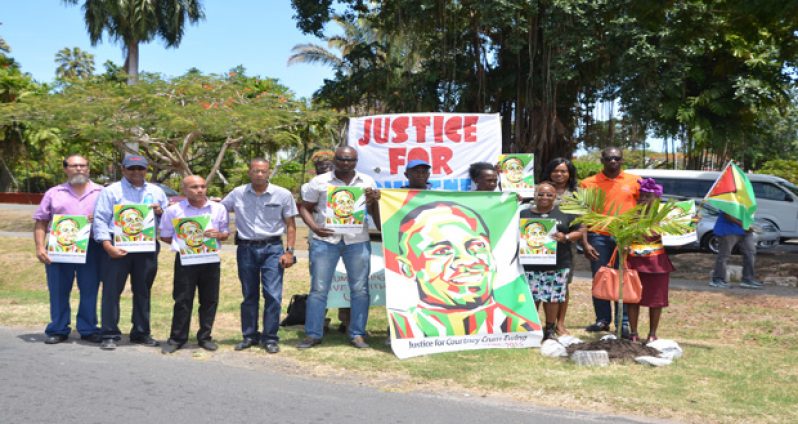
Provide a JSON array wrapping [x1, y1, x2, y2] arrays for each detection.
[[1, 0, 334, 99]]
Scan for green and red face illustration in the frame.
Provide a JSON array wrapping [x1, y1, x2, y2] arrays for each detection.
[[118, 207, 144, 236], [331, 189, 356, 219], [523, 221, 548, 250], [501, 157, 525, 184], [54, 217, 80, 247], [396, 202, 495, 309], [177, 220, 204, 247]]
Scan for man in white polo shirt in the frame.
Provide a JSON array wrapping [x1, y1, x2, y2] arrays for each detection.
[[297, 146, 380, 349]]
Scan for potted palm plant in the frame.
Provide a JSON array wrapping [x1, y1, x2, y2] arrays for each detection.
[[559, 187, 692, 339]]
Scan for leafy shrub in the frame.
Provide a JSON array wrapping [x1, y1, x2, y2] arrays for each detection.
[[758, 159, 798, 185], [573, 159, 603, 180], [269, 174, 300, 194]]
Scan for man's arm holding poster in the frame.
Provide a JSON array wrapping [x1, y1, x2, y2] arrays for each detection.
[[299, 179, 334, 238]]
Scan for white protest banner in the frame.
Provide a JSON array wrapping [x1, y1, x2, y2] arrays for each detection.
[[348, 113, 501, 191], [327, 242, 385, 308]]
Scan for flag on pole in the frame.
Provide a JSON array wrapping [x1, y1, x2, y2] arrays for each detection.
[[704, 161, 758, 230]]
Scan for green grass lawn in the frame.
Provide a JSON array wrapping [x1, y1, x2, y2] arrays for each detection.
[[1, 236, 797, 423]]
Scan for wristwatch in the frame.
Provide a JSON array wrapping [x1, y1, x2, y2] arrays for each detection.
[[285, 247, 294, 254]]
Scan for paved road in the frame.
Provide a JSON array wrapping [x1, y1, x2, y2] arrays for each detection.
[[0, 327, 656, 424]]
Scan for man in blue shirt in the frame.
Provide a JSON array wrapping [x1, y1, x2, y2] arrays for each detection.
[[93, 155, 169, 350], [709, 213, 762, 289]]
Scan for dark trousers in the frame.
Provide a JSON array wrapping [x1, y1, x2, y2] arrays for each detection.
[[101, 250, 158, 341], [168, 255, 220, 344], [587, 233, 629, 328], [44, 240, 102, 337]]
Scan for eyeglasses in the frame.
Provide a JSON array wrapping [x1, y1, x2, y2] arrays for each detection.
[[335, 156, 357, 162], [603, 156, 623, 162], [65, 164, 89, 169]]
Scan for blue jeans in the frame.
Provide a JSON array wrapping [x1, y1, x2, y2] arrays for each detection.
[[237, 243, 284, 343], [45, 240, 102, 337], [587, 233, 628, 328], [305, 239, 371, 340]]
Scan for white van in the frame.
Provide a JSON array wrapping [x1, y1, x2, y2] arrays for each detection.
[[626, 169, 798, 240]]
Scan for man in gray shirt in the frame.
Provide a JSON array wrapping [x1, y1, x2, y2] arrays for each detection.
[[221, 158, 298, 354]]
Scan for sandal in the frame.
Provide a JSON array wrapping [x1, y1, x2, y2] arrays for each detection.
[[646, 335, 658, 344], [628, 332, 640, 343]]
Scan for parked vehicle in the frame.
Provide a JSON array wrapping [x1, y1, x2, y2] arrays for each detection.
[[690, 203, 780, 254], [155, 183, 185, 205], [627, 169, 798, 241]]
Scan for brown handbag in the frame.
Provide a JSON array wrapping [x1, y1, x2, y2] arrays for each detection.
[[592, 248, 643, 303]]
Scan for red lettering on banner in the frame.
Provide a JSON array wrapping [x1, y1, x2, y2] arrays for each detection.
[[357, 118, 372, 146], [431, 146, 453, 174], [389, 148, 408, 174], [433, 115, 444, 142], [463, 116, 478, 142], [373, 117, 390, 144], [389, 147, 453, 175], [445, 116, 463, 142], [391, 116, 409, 143], [411, 116, 430, 142], [357, 115, 481, 145]]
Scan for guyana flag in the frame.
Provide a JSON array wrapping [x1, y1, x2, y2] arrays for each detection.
[[704, 161, 758, 230]]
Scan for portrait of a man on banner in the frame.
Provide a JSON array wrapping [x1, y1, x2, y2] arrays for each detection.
[[380, 189, 541, 358]]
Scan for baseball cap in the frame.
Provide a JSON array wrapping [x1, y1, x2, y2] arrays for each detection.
[[406, 159, 431, 170], [122, 155, 148, 169]]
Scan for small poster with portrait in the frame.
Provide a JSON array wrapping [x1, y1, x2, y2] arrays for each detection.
[[325, 186, 366, 234], [662, 200, 698, 246], [519, 218, 557, 265], [498, 153, 535, 197], [172, 215, 220, 265], [47, 214, 91, 264], [113, 204, 156, 252]]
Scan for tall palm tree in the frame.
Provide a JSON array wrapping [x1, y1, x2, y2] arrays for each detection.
[[63, 0, 205, 84], [55, 47, 95, 80]]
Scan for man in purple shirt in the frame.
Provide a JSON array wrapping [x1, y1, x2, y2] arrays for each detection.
[[159, 176, 230, 354], [33, 154, 103, 344]]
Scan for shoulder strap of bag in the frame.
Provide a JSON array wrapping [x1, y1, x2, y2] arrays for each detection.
[[607, 247, 619, 267]]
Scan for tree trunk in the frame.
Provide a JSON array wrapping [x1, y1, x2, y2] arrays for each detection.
[[126, 40, 139, 85]]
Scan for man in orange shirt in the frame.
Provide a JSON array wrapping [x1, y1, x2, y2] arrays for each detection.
[[580, 147, 640, 336]]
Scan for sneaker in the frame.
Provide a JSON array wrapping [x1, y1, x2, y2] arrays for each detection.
[[585, 321, 610, 332], [709, 280, 730, 289], [350, 335, 370, 349], [296, 337, 322, 349], [100, 339, 117, 350], [740, 281, 764, 290], [742, 280, 764, 287]]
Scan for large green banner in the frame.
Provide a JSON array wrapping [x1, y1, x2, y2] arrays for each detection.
[[379, 189, 542, 359]]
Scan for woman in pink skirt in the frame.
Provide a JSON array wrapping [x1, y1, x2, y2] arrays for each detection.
[[627, 178, 674, 344]]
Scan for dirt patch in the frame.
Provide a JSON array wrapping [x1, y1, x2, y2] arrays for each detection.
[[566, 339, 660, 362]]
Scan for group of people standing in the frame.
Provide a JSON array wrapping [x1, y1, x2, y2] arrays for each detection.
[[33, 145, 759, 352]]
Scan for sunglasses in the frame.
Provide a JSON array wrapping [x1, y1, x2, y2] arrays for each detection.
[[126, 166, 147, 171], [335, 156, 357, 162], [602, 156, 623, 162]]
